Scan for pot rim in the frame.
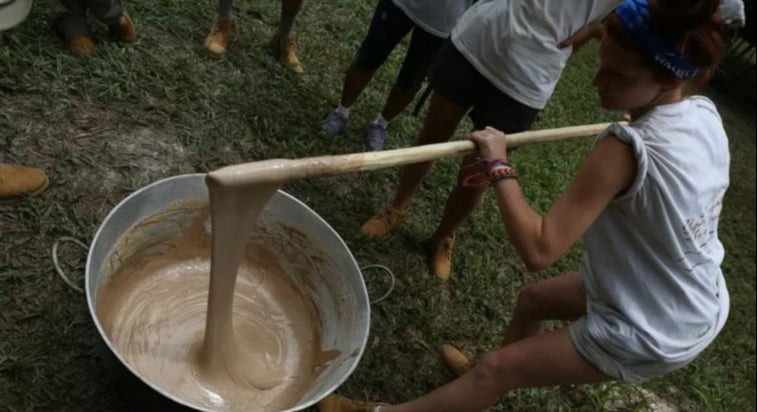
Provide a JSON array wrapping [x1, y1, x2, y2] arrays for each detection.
[[85, 173, 370, 412]]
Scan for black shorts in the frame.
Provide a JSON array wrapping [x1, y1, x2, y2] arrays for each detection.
[[430, 40, 540, 132], [354, 0, 446, 94]]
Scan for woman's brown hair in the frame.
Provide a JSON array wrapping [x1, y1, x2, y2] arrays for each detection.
[[606, 0, 725, 89]]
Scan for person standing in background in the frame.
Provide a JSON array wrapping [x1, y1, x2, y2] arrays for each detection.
[[1, 0, 49, 200], [49, 0, 136, 55], [204, 0, 306, 74]]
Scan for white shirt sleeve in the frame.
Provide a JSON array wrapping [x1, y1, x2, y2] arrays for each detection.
[[595, 123, 649, 203], [718, 0, 745, 24]]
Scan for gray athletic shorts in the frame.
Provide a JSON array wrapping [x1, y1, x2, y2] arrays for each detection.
[[569, 317, 693, 384]]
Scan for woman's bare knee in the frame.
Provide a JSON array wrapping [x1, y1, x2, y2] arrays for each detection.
[[468, 353, 509, 405], [471, 349, 526, 397]]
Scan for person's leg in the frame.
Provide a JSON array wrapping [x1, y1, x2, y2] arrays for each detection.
[[342, 0, 413, 108], [321, 63, 374, 135], [218, 0, 233, 19], [389, 40, 479, 211], [392, 93, 465, 205], [428, 86, 540, 279], [271, 0, 305, 72], [359, 91, 466, 237], [278, 0, 303, 39], [340, 67, 373, 110], [87, 0, 121, 27], [362, 28, 447, 151], [430, 154, 485, 242], [385, 328, 610, 412], [323, 0, 414, 136], [503, 271, 586, 344], [88, 0, 135, 43], [375, 86, 413, 126], [442, 271, 585, 374], [321, 327, 611, 412], [423, 152, 485, 279], [360, 41, 473, 238], [380, 29, 446, 122], [51, 0, 87, 35], [50, 0, 93, 54], [205, 0, 236, 56], [432, 96, 539, 242]]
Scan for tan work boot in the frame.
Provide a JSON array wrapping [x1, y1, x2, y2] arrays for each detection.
[[360, 205, 409, 238], [429, 233, 455, 281], [318, 394, 385, 412], [270, 30, 303, 73], [441, 344, 475, 377], [68, 35, 95, 55], [0, 163, 49, 201], [205, 17, 236, 56], [111, 13, 136, 43]]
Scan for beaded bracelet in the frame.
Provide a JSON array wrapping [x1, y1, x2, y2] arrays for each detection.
[[461, 158, 512, 187], [489, 164, 518, 185]]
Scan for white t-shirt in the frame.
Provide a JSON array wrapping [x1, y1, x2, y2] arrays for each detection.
[[582, 96, 730, 366], [451, 0, 622, 109], [719, 0, 746, 24], [392, 0, 473, 38]]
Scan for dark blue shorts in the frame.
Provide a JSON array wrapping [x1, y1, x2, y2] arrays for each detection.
[[354, 0, 446, 95], [429, 40, 541, 132]]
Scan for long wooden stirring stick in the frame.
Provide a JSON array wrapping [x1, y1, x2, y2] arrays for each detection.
[[207, 122, 612, 186]]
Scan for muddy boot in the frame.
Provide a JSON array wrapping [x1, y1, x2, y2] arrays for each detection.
[[360, 205, 409, 238], [429, 233, 455, 281], [270, 29, 303, 73], [68, 34, 95, 55], [0, 163, 49, 200], [110, 13, 136, 43], [440, 344, 475, 377], [205, 17, 236, 56]]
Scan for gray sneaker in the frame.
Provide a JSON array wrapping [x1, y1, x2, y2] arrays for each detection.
[[364, 123, 387, 151], [322, 110, 349, 136]]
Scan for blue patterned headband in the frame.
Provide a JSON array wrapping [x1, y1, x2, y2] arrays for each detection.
[[615, 0, 700, 80]]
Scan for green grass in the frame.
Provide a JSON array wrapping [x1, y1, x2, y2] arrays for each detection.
[[1, 1, 755, 411]]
